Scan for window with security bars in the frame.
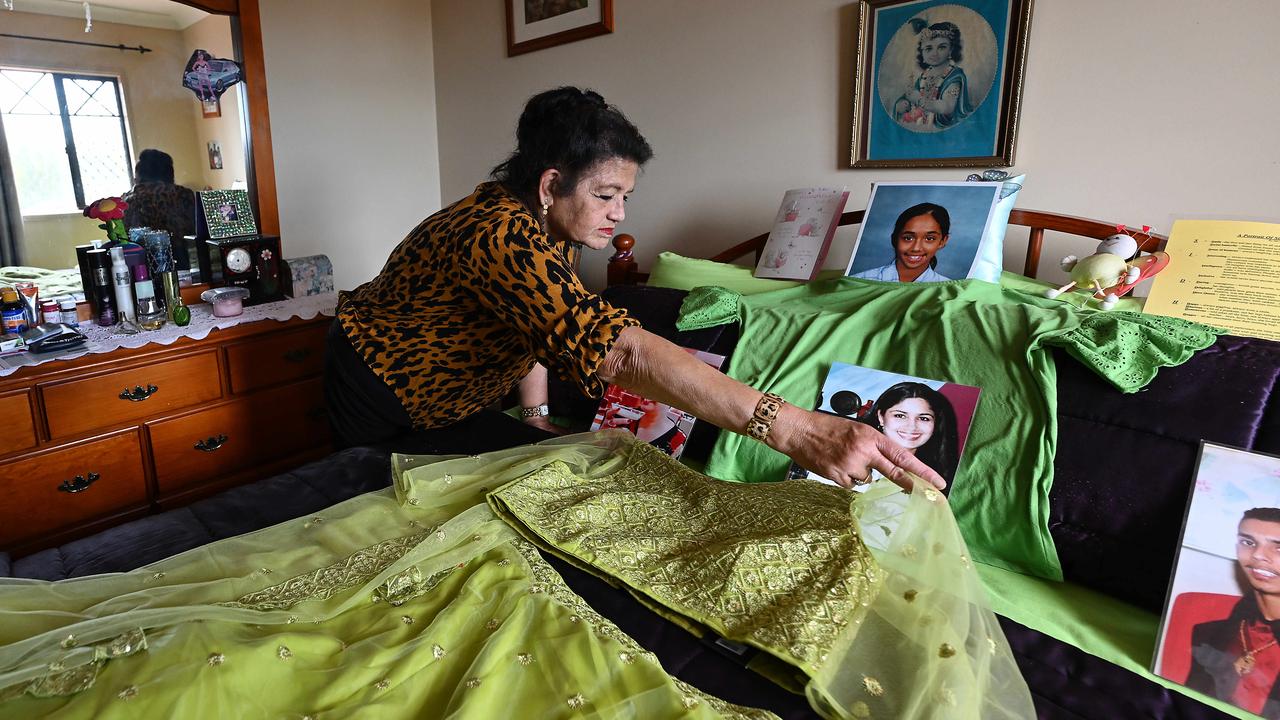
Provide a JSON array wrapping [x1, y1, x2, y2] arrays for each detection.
[[0, 68, 133, 215]]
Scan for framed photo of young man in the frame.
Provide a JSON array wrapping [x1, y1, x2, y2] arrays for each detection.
[[850, 0, 1034, 168]]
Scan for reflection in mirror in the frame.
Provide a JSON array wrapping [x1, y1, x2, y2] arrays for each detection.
[[0, 0, 246, 273]]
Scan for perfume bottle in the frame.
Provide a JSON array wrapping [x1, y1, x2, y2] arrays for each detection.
[[160, 270, 190, 326], [134, 264, 166, 330]]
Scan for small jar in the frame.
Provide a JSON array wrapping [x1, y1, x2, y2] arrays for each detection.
[[59, 299, 79, 327], [41, 301, 60, 325]]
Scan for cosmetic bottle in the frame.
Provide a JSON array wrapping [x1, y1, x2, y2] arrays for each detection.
[[134, 264, 166, 330], [88, 248, 117, 327], [0, 288, 26, 335], [110, 246, 135, 323]]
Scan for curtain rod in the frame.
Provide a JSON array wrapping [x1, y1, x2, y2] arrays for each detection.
[[0, 33, 151, 54]]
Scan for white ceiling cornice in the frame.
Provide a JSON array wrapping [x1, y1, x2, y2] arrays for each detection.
[[8, 0, 208, 31]]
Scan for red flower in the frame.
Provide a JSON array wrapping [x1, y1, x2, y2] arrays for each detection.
[[84, 197, 128, 220]]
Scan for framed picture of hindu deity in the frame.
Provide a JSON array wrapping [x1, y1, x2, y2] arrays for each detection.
[[506, 0, 614, 57], [850, 0, 1034, 168]]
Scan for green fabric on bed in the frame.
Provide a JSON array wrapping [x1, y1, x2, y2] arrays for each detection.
[[977, 562, 1251, 719], [648, 249, 1148, 311], [679, 279, 1219, 581]]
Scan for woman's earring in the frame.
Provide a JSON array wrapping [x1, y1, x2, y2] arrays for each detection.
[[540, 201, 550, 232]]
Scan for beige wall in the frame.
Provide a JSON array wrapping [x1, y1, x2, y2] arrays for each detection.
[[258, 0, 441, 292], [181, 14, 247, 191], [1, 10, 210, 268], [432, 0, 1280, 289]]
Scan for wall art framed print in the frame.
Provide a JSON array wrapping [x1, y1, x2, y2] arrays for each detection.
[[850, 0, 1034, 168], [506, 0, 613, 57]]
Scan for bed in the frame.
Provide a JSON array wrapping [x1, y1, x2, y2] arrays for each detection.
[[3, 210, 1277, 719]]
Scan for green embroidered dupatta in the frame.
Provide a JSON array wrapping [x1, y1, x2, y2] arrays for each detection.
[[0, 432, 1031, 719]]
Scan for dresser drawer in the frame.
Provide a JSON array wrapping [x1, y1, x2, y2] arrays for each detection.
[[150, 378, 330, 496], [226, 323, 327, 395], [42, 351, 223, 440], [0, 430, 147, 548], [0, 390, 36, 457]]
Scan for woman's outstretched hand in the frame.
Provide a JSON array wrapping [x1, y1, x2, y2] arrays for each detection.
[[771, 404, 947, 492]]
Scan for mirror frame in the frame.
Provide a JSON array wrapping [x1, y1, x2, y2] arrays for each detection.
[[172, 0, 277, 235]]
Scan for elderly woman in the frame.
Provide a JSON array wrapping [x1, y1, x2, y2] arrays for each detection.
[[326, 86, 943, 491]]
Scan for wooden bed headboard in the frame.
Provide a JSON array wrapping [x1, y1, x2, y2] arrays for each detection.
[[606, 209, 1168, 287]]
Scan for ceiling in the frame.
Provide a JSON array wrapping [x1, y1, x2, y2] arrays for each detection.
[[9, 0, 209, 31]]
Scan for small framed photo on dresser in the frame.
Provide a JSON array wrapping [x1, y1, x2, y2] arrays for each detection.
[[199, 189, 257, 239]]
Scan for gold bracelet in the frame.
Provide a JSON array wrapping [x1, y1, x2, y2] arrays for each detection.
[[746, 392, 785, 443]]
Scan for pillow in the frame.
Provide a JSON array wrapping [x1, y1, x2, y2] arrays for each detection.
[[967, 173, 1025, 283], [647, 252, 842, 295]]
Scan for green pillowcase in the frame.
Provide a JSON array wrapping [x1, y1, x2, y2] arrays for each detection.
[[647, 252, 843, 295]]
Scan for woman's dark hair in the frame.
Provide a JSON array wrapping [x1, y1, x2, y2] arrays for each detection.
[[1243, 508, 1280, 524], [890, 202, 951, 269], [491, 87, 653, 209], [914, 21, 963, 69], [135, 149, 175, 184], [862, 382, 960, 483]]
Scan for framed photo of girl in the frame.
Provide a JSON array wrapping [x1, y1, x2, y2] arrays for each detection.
[[850, 0, 1034, 168], [506, 0, 613, 57]]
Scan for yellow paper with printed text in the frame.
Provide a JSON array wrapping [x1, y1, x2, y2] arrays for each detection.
[[1144, 220, 1280, 341]]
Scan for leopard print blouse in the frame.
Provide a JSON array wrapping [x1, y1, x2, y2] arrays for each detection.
[[336, 182, 638, 429], [121, 182, 196, 241]]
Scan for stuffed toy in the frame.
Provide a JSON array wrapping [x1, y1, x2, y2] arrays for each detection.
[[1045, 226, 1169, 310]]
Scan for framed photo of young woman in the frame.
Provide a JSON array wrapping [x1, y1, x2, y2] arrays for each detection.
[[850, 0, 1034, 168], [506, 0, 614, 57]]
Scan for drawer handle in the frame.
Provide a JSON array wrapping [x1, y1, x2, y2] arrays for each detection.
[[195, 434, 229, 452], [283, 348, 313, 363], [58, 472, 100, 494], [119, 384, 159, 402]]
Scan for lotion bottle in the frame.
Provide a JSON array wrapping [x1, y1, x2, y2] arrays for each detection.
[[109, 246, 135, 323]]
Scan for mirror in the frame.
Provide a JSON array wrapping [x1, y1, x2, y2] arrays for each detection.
[[0, 0, 258, 273]]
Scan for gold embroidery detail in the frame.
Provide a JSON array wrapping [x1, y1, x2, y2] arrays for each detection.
[[435, 530, 446, 541], [408, 497, 421, 506], [105, 628, 146, 657], [498, 558, 511, 567], [485, 619, 500, 631], [375, 678, 390, 690], [208, 653, 225, 666], [432, 644, 445, 659], [923, 488, 940, 503], [863, 675, 884, 696], [150, 572, 165, 580], [517, 652, 534, 666], [287, 616, 299, 624], [851, 700, 871, 718], [509, 540, 772, 720], [26, 664, 99, 698], [60, 634, 76, 649], [936, 686, 957, 707], [901, 544, 918, 558], [224, 531, 429, 610], [117, 685, 138, 701], [400, 615, 414, 625], [959, 554, 971, 569], [277, 645, 293, 660], [939, 643, 956, 658], [443, 474, 453, 484], [465, 677, 482, 689], [567, 693, 586, 709], [987, 637, 998, 655], [529, 584, 545, 594], [682, 695, 700, 709], [492, 445, 882, 672]]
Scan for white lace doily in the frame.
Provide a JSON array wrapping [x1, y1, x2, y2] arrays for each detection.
[[0, 293, 337, 377]]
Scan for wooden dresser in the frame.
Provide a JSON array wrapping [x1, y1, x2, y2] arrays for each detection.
[[0, 314, 332, 556]]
